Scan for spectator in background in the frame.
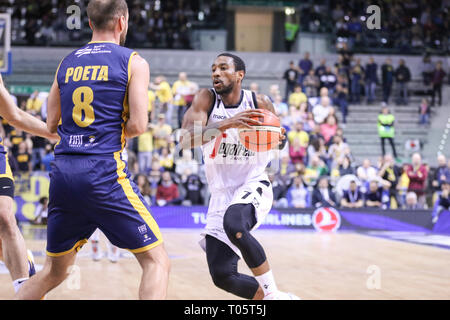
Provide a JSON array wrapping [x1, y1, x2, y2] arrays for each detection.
[[420, 54, 434, 86], [364, 57, 378, 104], [328, 134, 349, 169], [249, 82, 259, 94], [149, 75, 173, 125], [288, 121, 309, 148], [289, 137, 306, 165], [153, 114, 172, 151], [350, 58, 364, 103], [172, 72, 197, 128], [319, 66, 337, 94], [135, 174, 152, 206], [304, 111, 316, 133], [305, 155, 329, 186], [377, 107, 398, 159], [159, 146, 174, 172], [33, 197, 49, 225], [432, 180, 449, 224], [381, 58, 394, 104], [175, 149, 198, 181], [320, 114, 338, 146], [298, 52, 313, 87], [313, 96, 333, 124], [406, 153, 428, 208], [315, 58, 327, 78], [303, 69, 320, 98], [418, 98, 430, 126], [395, 59, 411, 105], [341, 180, 364, 208], [334, 75, 349, 124], [312, 176, 337, 208], [286, 175, 310, 208], [283, 61, 299, 101], [364, 180, 383, 208], [156, 171, 180, 206], [273, 95, 289, 120], [430, 61, 446, 107], [31, 118, 47, 170], [288, 85, 308, 109], [269, 84, 280, 102], [432, 154, 450, 191], [16, 141, 31, 173], [378, 154, 401, 207], [357, 159, 378, 190], [405, 191, 421, 210], [26, 90, 44, 113], [137, 123, 154, 174], [338, 155, 355, 176], [183, 173, 204, 206], [41, 144, 54, 171]]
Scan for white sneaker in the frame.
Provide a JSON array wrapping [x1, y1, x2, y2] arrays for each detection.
[[92, 251, 103, 261], [108, 251, 119, 263], [263, 291, 301, 300]]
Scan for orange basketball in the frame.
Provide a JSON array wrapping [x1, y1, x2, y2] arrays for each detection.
[[238, 109, 281, 152]]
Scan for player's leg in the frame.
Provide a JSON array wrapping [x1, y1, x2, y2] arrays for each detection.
[[205, 235, 263, 300], [14, 250, 76, 300], [0, 190, 32, 293], [223, 203, 299, 300], [133, 243, 170, 299], [106, 237, 120, 263]]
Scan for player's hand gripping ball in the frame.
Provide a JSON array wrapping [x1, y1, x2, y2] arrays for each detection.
[[238, 109, 282, 152]]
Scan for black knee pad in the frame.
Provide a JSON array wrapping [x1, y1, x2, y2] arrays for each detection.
[[209, 262, 237, 291], [223, 203, 256, 242]]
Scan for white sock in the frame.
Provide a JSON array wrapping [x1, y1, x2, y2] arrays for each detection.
[[255, 270, 278, 296], [13, 277, 29, 293]]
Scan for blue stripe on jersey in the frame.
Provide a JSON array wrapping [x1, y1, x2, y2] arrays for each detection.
[[55, 41, 136, 155]]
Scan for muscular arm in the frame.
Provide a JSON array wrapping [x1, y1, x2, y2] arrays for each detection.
[[0, 75, 58, 140], [47, 76, 61, 135], [125, 54, 150, 138], [179, 89, 262, 150]]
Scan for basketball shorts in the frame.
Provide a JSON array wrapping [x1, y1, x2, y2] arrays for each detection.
[[199, 176, 273, 258], [0, 152, 14, 198], [46, 153, 163, 257]]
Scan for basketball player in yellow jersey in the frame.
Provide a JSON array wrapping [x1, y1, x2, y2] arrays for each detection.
[[0, 74, 58, 295], [180, 53, 298, 300], [15, 0, 169, 300]]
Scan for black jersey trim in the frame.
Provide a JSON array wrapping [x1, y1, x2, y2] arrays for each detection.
[[252, 91, 259, 109], [205, 89, 216, 125], [223, 90, 244, 109]]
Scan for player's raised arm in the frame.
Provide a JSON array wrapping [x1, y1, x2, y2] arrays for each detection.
[[0, 74, 58, 141], [125, 54, 150, 138], [179, 88, 264, 149]]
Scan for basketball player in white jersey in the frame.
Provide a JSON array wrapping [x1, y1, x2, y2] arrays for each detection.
[[180, 53, 299, 300]]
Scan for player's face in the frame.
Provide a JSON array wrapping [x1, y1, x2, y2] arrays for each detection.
[[211, 56, 241, 95]]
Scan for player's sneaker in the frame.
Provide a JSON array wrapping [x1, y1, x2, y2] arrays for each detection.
[[27, 249, 36, 277], [263, 291, 301, 300], [107, 250, 119, 263], [92, 250, 103, 261]]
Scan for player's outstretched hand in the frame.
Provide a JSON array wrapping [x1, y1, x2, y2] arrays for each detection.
[[223, 109, 265, 130]]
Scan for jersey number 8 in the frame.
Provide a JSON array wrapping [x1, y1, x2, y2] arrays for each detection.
[[72, 86, 95, 127]]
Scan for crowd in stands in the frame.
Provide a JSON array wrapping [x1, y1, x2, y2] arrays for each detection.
[[296, 0, 450, 54], [1, 48, 449, 214], [2, 0, 225, 49]]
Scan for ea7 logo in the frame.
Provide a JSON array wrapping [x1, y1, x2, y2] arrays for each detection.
[[366, 5, 381, 30]]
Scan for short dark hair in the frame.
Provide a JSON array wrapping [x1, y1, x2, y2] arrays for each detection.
[[87, 0, 128, 31], [217, 53, 246, 74]]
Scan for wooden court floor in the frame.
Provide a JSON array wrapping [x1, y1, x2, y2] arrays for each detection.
[[1, 229, 449, 300]]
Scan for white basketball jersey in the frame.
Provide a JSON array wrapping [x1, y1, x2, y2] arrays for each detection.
[[201, 89, 274, 192]]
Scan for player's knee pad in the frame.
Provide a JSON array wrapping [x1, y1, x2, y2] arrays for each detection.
[[209, 264, 238, 292], [223, 203, 255, 243]]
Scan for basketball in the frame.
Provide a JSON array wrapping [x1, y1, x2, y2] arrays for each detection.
[[238, 109, 281, 152]]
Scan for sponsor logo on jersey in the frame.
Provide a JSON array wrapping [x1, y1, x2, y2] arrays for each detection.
[[75, 45, 112, 57], [212, 113, 227, 120], [68, 135, 83, 148], [217, 142, 255, 158], [312, 207, 341, 232]]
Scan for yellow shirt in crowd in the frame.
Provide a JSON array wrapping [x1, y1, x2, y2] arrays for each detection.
[[287, 130, 309, 148], [138, 130, 153, 153], [155, 81, 173, 104], [172, 80, 192, 106], [288, 91, 307, 108], [148, 90, 155, 112], [154, 124, 172, 149], [26, 97, 43, 112]]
